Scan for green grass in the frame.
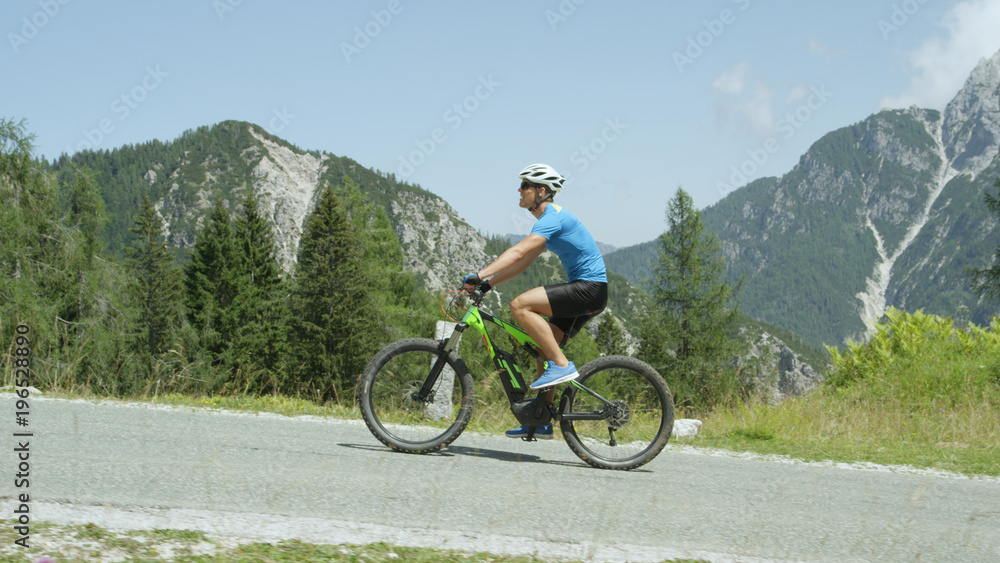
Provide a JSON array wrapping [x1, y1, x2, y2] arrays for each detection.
[[0, 521, 706, 563], [691, 309, 1000, 477], [693, 395, 1000, 476], [41, 388, 360, 420]]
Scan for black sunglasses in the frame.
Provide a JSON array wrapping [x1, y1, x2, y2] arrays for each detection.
[[519, 181, 540, 191]]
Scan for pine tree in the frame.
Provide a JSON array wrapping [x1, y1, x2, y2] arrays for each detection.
[[596, 312, 627, 356], [126, 195, 184, 374], [185, 198, 238, 363], [0, 118, 74, 363], [56, 165, 115, 385], [67, 166, 107, 262], [2, 119, 136, 393], [1, 120, 59, 285], [233, 189, 283, 291], [643, 187, 743, 408], [66, 166, 108, 321], [229, 189, 288, 388], [967, 178, 1000, 303], [332, 175, 429, 341], [289, 184, 376, 401]]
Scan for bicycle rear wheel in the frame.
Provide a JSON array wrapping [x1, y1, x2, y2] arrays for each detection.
[[559, 355, 674, 470], [358, 338, 474, 454]]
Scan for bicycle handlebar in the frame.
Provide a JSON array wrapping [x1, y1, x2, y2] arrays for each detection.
[[466, 288, 485, 306], [440, 288, 486, 323]]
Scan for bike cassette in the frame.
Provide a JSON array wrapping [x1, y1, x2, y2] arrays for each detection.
[[605, 400, 631, 430]]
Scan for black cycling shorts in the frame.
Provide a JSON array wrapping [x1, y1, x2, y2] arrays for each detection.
[[543, 280, 608, 346]]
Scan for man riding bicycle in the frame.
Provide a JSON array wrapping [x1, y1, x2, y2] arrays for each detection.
[[463, 163, 608, 439]]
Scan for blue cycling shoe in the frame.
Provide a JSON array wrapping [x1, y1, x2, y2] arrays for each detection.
[[529, 361, 578, 389], [504, 424, 554, 439]]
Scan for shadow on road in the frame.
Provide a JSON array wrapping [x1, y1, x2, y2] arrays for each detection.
[[338, 442, 549, 464], [337, 442, 646, 471]]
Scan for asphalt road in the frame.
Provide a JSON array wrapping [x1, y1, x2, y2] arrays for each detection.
[[2, 395, 999, 562]]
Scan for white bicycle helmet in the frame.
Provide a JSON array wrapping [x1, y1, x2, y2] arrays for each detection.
[[518, 163, 565, 192]]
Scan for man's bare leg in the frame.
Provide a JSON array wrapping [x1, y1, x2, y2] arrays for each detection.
[[510, 286, 569, 368]]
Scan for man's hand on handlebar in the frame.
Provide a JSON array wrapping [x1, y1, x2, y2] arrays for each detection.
[[461, 274, 491, 295]]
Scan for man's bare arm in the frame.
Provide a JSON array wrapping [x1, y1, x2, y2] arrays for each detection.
[[476, 234, 547, 286]]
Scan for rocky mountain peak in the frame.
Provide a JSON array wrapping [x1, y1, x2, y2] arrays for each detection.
[[248, 128, 326, 270], [678, 49, 1000, 348], [943, 48, 1000, 176]]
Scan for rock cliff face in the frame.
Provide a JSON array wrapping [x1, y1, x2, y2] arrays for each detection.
[[738, 329, 825, 403], [245, 129, 491, 287], [121, 122, 489, 292], [389, 191, 489, 291], [691, 50, 1000, 347], [242, 129, 493, 288], [883, 52, 1000, 328], [247, 129, 326, 270], [943, 52, 1000, 177]]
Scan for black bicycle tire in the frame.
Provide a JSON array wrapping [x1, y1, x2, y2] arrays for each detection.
[[358, 338, 475, 454], [559, 355, 674, 470]]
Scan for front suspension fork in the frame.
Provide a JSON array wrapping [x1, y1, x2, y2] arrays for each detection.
[[412, 324, 467, 402]]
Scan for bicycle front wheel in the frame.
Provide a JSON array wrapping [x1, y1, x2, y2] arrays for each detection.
[[559, 355, 674, 470], [358, 338, 475, 454]]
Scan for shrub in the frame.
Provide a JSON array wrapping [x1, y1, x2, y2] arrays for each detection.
[[826, 308, 1000, 403]]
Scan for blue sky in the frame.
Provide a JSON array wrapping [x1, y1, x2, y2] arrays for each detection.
[[5, 0, 1000, 248]]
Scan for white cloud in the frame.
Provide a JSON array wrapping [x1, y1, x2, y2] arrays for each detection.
[[711, 61, 751, 95], [711, 62, 775, 139], [786, 84, 811, 104], [808, 36, 831, 56], [881, 0, 1000, 110]]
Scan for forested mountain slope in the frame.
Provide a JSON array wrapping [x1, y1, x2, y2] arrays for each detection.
[[50, 121, 489, 292], [606, 51, 1000, 347], [51, 121, 671, 333]]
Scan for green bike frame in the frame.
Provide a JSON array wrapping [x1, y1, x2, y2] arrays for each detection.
[[417, 302, 613, 432], [446, 304, 539, 405]]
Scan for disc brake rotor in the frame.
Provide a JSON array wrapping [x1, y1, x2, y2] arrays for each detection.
[[605, 400, 631, 430]]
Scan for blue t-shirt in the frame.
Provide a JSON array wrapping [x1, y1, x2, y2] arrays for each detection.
[[530, 204, 607, 283]]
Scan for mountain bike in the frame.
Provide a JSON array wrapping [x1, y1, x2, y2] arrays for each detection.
[[358, 288, 674, 470]]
